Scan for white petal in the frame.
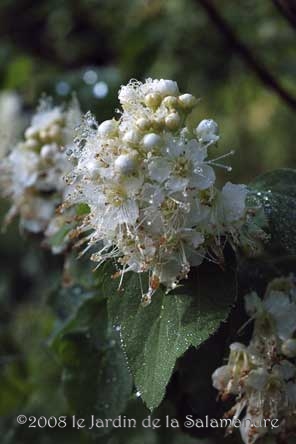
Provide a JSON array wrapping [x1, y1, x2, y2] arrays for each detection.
[[153, 79, 179, 96], [245, 368, 268, 390], [190, 164, 215, 189], [165, 176, 188, 193], [240, 412, 267, 444], [221, 182, 247, 222], [118, 199, 139, 225], [212, 365, 232, 391], [148, 158, 170, 182], [186, 140, 207, 163], [196, 119, 219, 143], [264, 291, 296, 340]]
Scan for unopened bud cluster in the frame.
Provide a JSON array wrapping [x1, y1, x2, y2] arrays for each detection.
[[212, 276, 296, 444]]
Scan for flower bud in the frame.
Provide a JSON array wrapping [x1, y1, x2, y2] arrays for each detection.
[[25, 126, 38, 140], [142, 133, 162, 150], [155, 79, 179, 97], [196, 119, 219, 143], [40, 144, 57, 159], [144, 93, 162, 109], [48, 124, 62, 140], [98, 119, 118, 137], [122, 129, 140, 144], [162, 95, 178, 109], [24, 138, 39, 150], [178, 93, 197, 109], [136, 118, 151, 131], [39, 129, 50, 143], [281, 338, 296, 358], [152, 117, 165, 131], [114, 153, 136, 175], [165, 112, 181, 130]]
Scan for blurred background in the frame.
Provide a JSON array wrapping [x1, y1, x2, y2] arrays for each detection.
[[0, 1, 295, 442]]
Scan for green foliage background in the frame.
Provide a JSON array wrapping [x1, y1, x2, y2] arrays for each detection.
[[0, 1, 296, 443]]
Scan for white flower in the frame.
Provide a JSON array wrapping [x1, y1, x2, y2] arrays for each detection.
[[263, 290, 296, 340], [219, 182, 248, 223], [196, 119, 219, 143], [98, 119, 118, 137], [20, 196, 58, 233], [66, 78, 249, 303], [153, 79, 179, 97], [9, 148, 40, 190], [212, 365, 232, 391], [0, 97, 81, 243], [212, 276, 296, 444], [147, 137, 216, 193]]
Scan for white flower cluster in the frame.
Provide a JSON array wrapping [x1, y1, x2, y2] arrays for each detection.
[[66, 78, 248, 304], [212, 276, 296, 444], [0, 97, 81, 246]]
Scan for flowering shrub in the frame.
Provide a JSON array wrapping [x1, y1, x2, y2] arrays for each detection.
[[1, 79, 296, 444]]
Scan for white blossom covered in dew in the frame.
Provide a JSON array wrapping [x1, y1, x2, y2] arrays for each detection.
[[65, 78, 249, 305], [212, 276, 296, 444], [0, 97, 81, 253], [0, 91, 23, 159]]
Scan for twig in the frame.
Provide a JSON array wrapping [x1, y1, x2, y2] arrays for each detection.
[[195, 0, 296, 112], [273, 0, 296, 31]]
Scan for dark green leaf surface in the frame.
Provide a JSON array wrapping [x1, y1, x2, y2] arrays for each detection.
[[250, 168, 296, 254], [108, 265, 236, 410], [52, 298, 133, 435]]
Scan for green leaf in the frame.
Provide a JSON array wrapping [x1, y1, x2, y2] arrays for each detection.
[[60, 254, 117, 292], [5, 55, 33, 89], [11, 305, 66, 415], [76, 202, 90, 216], [108, 264, 236, 410], [250, 168, 296, 254], [52, 297, 133, 435], [0, 360, 28, 416], [48, 223, 75, 247]]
